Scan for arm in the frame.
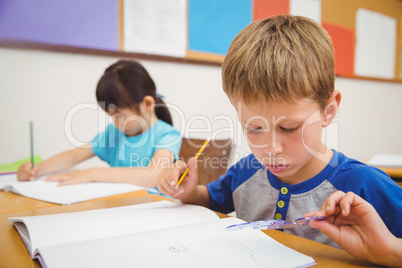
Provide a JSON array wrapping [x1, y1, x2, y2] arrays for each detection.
[[305, 191, 402, 267], [157, 157, 210, 208], [46, 149, 176, 188], [17, 144, 95, 181]]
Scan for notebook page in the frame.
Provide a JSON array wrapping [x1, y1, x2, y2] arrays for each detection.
[[10, 201, 219, 257], [2, 174, 157, 204], [0, 173, 18, 189], [38, 217, 315, 268]]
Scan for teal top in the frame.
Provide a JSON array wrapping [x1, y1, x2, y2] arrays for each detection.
[[90, 120, 182, 167]]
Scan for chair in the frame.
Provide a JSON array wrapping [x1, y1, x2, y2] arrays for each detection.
[[178, 137, 233, 185]]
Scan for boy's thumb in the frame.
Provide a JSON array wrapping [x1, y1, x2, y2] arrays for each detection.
[[189, 157, 198, 171]]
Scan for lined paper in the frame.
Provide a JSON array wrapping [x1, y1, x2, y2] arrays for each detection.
[[38, 217, 315, 268], [10, 201, 220, 258]]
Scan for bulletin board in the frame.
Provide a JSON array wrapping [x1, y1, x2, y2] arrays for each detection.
[[0, 0, 401, 83], [186, 0, 402, 82], [320, 0, 402, 82], [0, 0, 120, 51]]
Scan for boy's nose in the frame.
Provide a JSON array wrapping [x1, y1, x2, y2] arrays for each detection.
[[263, 133, 283, 155], [264, 144, 283, 155]]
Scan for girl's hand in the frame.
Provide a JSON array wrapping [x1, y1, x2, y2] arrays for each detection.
[[157, 157, 199, 199], [45, 170, 92, 186], [17, 162, 39, 181]]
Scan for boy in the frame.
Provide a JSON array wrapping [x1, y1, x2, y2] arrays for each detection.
[[157, 15, 402, 247]]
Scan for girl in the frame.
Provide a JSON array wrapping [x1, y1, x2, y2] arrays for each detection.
[[17, 60, 182, 187]]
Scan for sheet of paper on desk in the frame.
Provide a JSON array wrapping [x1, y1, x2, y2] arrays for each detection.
[[38, 217, 316, 268], [0, 174, 158, 205], [9, 201, 220, 258], [367, 153, 402, 167], [9, 201, 316, 268]]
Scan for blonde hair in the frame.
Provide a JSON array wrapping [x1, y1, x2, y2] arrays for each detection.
[[222, 15, 334, 109]]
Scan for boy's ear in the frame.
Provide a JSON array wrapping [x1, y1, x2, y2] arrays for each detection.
[[323, 90, 341, 127]]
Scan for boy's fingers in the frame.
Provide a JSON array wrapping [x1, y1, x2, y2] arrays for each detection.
[[173, 188, 184, 198], [339, 192, 355, 216], [309, 220, 340, 244], [304, 210, 325, 218], [322, 191, 346, 215], [174, 158, 197, 189], [188, 157, 197, 173]]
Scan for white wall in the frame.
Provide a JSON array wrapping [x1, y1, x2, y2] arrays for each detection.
[[0, 47, 401, 169]]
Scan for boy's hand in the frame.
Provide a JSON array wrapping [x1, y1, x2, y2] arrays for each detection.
[[45, 170, 92, 186], [17, 162, 39, 181], [157, 157, 199, 199], [304, 191, 398, 266]]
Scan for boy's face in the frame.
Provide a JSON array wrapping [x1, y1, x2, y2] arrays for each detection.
[[232, 97, 331, 184]]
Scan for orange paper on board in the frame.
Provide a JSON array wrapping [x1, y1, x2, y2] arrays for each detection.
[[322, 23, 355, 76], [254, 0, 289, 21]]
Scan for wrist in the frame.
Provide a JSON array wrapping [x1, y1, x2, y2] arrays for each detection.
[[371, 236, 402, 267], [86, 168, 98, 182], [177, 186, 197, 202], [384, 237, 402, 267], [35, 162, 44, 177], [179, 185, 209, 208]]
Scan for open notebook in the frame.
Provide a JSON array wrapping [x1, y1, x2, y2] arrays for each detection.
[[0, 174, 158, 205], [10, 201, 316, 268]]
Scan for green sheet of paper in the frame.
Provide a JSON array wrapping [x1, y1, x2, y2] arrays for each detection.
[[0, 156, 42, 173]]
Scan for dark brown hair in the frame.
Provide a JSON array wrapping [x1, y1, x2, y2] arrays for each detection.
[[96, 60, 173, 125]]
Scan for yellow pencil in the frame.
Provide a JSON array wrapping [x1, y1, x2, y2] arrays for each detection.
[[174, 138, 210, 190]]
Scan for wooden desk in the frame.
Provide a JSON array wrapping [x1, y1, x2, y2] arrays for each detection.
[[0, 191, 379, 268], [373, 166, 402, 187], [0, 189, 150, 214], [375, 166, 402, 179]]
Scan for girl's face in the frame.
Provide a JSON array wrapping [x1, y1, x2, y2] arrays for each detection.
[[108, 107, 149, 137], [107, 96, 157, 137]]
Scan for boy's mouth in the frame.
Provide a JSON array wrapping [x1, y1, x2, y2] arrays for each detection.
[[266, 164, 288, 174]]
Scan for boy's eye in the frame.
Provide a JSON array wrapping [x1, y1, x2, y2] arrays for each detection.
[[246, 127, 262, 134], [280, 126, 298, 133]]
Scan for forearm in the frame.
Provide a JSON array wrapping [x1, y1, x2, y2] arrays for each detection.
[[179, 185, 210, 208], [37, 149, 90, 176], [84, 166, 163, 188]]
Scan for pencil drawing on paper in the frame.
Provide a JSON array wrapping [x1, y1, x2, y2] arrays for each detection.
[[168, 244, 187, 253]]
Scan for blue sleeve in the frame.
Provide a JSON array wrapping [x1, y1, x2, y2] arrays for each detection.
[[331, 163, 402, 238], [207, 172, 236, 214], [90, 124, 115, 164], [207, 154, 261, 214], [155, 128, 182, 160]]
